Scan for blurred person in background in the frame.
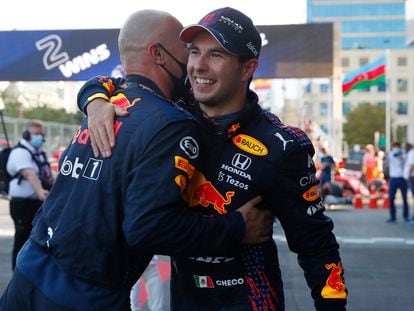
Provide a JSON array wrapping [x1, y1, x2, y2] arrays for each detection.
[[403, 143, 414, 224], [319, 147, 335, 189], [386, 142, 409, 223], [6, 119, 53, 270], [361, 144, 379, 185]]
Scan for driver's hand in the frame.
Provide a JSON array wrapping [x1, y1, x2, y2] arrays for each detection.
[[86, 98, 129, 158]]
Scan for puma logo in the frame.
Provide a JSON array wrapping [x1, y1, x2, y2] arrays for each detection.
[[274, 132, 293, 151]]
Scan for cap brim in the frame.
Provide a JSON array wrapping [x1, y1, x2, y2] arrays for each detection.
[[180, 25, 210, 43], [180, 24, 235, 55]]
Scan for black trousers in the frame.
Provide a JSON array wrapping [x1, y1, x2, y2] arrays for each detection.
[[9, 197, 42, 270]]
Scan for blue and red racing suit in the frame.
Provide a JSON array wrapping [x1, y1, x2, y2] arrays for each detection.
[[78, 76, 348, 311], [6, 75, 245, 311]]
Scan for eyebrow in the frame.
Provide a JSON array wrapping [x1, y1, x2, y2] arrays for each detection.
[[188, 43, 227, 54]]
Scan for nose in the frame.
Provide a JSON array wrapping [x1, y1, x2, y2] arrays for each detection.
[[191, 54, 208, 72]]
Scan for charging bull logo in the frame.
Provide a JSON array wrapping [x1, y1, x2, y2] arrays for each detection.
[[191, 180, 234, 214], [321, 262, 347, 299], [101, 79, 116, 93], [110, 93, 139, 109], [175, 156, 234, 214]]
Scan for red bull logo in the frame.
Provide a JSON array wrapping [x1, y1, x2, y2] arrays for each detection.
[[101, 78, 116, 93], [227, 123, 240, 137], [110, 93, 140, 109], [174, 156, 235, 215], [232, 134, 268, 156], [200, 13, 218, 25], [175, 156, 234, 214], [321, 262, 347, 299], [191, 181, 234, 214]]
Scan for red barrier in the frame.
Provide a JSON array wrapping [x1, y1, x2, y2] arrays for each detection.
[[353, 190, 364, 208], [381, 185, 390, 209], [368, 185, 378, 209]]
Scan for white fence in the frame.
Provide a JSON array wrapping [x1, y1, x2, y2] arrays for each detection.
[[0, 115, 79, 157]]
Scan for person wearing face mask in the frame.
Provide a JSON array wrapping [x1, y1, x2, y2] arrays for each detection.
[[0, 10, 273, 311], [156, 42, 190, 103], [386, 141, 409, 223], [76, 7, 348, 310], [5, 119, 53, 270]]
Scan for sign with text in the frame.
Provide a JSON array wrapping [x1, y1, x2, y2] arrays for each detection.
[[0, 29, 120, 81], [0, 24, 335, 81]]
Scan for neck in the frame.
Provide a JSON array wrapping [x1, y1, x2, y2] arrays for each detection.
[[199, 102, 246, 118], [126, 74, 166, 98]]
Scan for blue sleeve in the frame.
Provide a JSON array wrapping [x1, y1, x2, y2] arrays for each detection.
[[268, 145, 347, 310], [77, 75, 126, 113], [124, 121, 245, 257]]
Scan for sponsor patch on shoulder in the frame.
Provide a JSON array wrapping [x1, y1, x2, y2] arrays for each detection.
[[180, 136, 199, 159]]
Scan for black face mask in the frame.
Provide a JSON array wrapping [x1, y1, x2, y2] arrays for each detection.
[[157, 43, 190, 102]]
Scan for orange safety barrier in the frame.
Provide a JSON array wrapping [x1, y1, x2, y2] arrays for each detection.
[[381, 186, 390, 209], [368, 185, 378, 209], [353, 190, 364, 208]]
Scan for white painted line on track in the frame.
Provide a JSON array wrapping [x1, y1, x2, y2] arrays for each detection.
[[273, 234, 414, 245], [0, 229, 14, 237]]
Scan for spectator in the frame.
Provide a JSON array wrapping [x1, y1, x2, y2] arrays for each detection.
[[404, 143, 414, 224], [319, 147, 335, 187], [79, 7, 348, 310], [362, 144, 380, 185], [386, 142, 409, 223], [0, 10, 272, 311], [376, 149, 385, 180], [6, 119, 53, 270]]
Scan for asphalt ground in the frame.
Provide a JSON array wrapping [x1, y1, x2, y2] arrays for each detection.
[[1, 197, 414, 310], [279, 204, 414, 311]]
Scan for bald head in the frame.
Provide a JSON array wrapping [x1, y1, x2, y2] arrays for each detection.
[[118, 10, 184, 70]]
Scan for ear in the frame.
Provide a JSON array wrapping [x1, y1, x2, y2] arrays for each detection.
[[241, 59, 258, 82], [148, 42, 166, 65], [22, 129, 31, 141]]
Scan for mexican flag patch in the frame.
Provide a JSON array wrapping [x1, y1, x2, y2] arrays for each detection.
[[193, 275, 215, 288]]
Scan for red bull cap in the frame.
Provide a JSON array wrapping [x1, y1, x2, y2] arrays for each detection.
[[180, 7, 261, 59]]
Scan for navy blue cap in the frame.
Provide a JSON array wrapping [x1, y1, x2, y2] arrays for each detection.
[[180, 7, 261, 59]]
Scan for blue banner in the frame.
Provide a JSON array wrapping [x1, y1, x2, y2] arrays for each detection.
[[256, 24, 333, 79], [0, 29, 121, 81], [0, 24, 334, 81]]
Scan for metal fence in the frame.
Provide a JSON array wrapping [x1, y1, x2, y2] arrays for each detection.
[[0, 115, 79, 157]]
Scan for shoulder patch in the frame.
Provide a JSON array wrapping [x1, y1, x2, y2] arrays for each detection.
[[262, 110, 312, 147]]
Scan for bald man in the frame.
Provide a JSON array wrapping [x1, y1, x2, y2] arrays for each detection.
[[0, 10, 272, 311]]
